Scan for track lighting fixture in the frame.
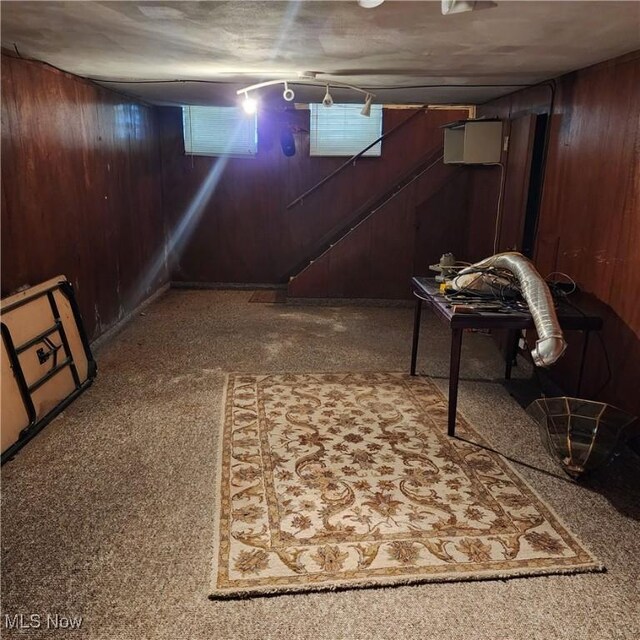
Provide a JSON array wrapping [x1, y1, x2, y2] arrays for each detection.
[[360, 93, 373, 117], [282, 82, 295, 102], [236, 78, 375, 116], [322, 85, 334, 108]]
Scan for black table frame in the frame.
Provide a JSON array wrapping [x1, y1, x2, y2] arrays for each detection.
[[409, 277, 602, 437]]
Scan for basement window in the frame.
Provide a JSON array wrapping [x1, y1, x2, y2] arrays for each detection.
[[182, 106, 257, 157], [309, 103, 383, 157]]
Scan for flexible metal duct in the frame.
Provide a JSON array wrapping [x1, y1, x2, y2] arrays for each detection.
[[459, 252, 567, 367]]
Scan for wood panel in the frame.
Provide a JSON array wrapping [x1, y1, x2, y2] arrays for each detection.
[[288, 165, 469, 299], [534, 52, 640, 417], [159, 105, 468, 291], [498, 114, 537, 252], [467, 51, 640, 420], [1, 53, 166, 340], [465, 166, 502, 262], [413, 171, 470, 276]]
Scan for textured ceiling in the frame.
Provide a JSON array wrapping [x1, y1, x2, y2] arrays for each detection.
[[1, 0, 639, 106]]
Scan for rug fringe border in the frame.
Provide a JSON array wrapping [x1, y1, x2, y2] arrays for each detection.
[[209, 561, 605, 600], [208, 373, 230, 595]]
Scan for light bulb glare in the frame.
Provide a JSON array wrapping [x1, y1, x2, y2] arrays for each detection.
[[242, 93, 258, 114]]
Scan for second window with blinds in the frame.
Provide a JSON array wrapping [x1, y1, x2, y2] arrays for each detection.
[[309, 104, 383, 157]]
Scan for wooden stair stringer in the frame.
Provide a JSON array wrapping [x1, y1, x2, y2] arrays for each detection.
[[288, 161, 462, 298]]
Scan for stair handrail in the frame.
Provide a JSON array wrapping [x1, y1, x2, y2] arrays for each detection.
[[282, 144, 446, 282], [286, 106, 428, 210]]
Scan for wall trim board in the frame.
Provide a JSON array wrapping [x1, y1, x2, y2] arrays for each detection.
[[287, 297, 413, 308], [90, 283, 170, 352], [170, 282, 287, 290]]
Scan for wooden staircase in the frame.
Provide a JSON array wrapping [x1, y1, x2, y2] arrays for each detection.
[[284, 145, 448, 290]]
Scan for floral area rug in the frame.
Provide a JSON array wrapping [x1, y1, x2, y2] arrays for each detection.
[[210, 373, 601, 598]]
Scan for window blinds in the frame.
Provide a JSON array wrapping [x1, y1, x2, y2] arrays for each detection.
[[309, 103, 383, 157], [182, 106, 257, 156]]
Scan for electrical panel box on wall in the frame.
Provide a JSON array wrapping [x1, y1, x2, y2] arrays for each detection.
[[443, 120, 503, 164]]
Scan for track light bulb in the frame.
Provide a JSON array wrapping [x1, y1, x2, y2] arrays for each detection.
[[361, 93, 373, 117], [242, 92, 257, 115], [282, 82, 295, 102], [322, 85, 334, 108]]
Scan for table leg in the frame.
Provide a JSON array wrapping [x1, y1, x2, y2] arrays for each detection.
[[410, 298, 422, 376], [505, 330, 519, 380], [576, 330, 591, 396], [448, 327, 463, 437]]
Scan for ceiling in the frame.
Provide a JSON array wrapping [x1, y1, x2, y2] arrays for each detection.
[[2, 1, 639, 107]]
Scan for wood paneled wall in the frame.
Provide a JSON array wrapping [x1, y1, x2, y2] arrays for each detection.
[[1, 53, 166, 341], [288, 160, 469, 298], [159, 105, 468, 295], [468, 51, 640, 418]]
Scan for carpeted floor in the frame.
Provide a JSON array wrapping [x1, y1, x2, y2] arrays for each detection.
[[1, 290, 639, 639]]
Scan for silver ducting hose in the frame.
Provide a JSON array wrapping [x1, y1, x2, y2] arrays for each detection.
[[459, 252, 567, 367]]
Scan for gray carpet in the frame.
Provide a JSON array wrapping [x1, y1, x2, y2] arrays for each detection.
[[2, 290, 639, 639]]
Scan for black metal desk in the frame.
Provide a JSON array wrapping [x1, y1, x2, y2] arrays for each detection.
[[410, 277, 602, 437]]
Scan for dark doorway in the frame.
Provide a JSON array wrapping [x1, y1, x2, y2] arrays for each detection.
[[521, 113, 549, 257]]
